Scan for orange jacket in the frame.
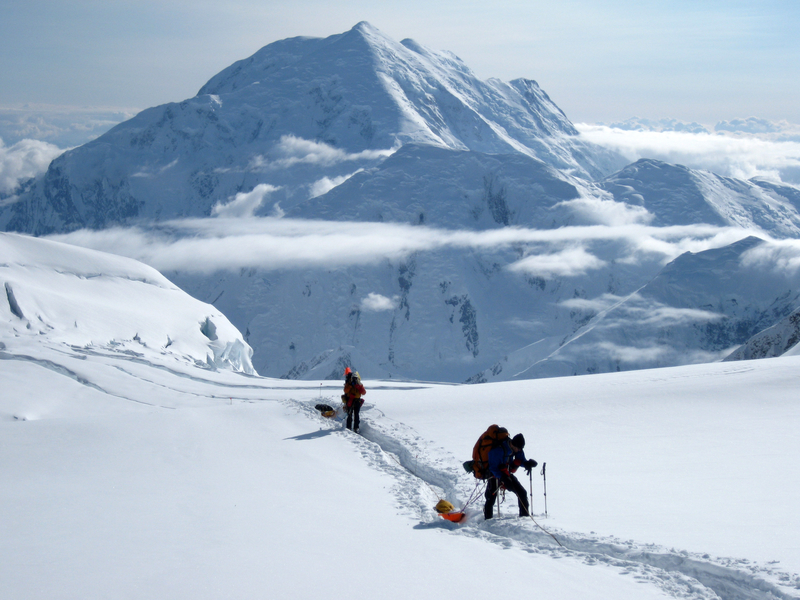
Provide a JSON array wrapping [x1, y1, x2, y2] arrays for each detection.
[[343, 380, 366, 406]]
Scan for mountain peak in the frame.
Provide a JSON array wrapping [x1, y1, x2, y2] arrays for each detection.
[[351, 20, 379, 34]]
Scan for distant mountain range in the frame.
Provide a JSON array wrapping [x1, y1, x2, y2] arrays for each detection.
[[3, 22, 800, 381]]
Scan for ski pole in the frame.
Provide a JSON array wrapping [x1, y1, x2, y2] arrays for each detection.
[[519, 474, 563, 548], [529, 469, 534, 516], [540, 462, 548, 518]]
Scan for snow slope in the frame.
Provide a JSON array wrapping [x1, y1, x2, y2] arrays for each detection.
[[725, 306, 800, 360], [0, 232, 254, 373], [600, 159, 800, 238], [1, 233, 798, 599]]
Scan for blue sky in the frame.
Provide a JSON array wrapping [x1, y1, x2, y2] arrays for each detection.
[[1, 0, 798, 125]]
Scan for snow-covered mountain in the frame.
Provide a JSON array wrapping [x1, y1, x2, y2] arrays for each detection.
[[600, 159, 800, 237], [1, 232, 254, 374], [0, 22, 623, 236], [724, 306, 800, 361], [162, 150, 800, 382], [470, 236, 800, 381], [3, 22, 800, 383]]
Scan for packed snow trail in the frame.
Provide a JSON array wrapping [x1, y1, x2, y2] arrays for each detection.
[[294, 397, 800, 600]]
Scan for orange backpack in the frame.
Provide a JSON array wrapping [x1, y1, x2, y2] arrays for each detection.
[[471, 425, 509, 479]]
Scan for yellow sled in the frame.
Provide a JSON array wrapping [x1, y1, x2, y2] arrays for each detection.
[[314, 404, 337, 418]]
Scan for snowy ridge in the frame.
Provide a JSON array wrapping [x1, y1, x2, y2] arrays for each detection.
[[599, 159, 800, 237], [724, 307, 800, 361], [471, 237, 800, 382], [1, 232, 254, 374]]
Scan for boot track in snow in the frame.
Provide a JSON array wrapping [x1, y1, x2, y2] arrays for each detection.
[[292, 397, 800, 600]]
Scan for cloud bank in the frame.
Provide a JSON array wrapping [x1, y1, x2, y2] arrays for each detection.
[[577, 124, 800, 184], [47, 215, 760, 276], [0, 105, 136, 147]]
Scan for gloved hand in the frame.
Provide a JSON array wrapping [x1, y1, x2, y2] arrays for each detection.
[[524, 459, 538, 475]]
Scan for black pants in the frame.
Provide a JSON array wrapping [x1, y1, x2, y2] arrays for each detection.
[[484, 474, 529, 519], [346, 401, 361, 431]]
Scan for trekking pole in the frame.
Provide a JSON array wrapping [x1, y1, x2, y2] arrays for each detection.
[[541, 462, 548, 518], [529, 469, 534, 516], [519, 474, 563, 548]]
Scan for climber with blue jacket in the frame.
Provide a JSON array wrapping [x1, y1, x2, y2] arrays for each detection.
[[484, 433, 537, 520]]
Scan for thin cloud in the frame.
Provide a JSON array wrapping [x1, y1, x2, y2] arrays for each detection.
[[249, 135, 395, 171], [507, 246, 607, 278], [563, 293, 723, 326], [592, 341, 670, 363], [0, 105, 137, 147], [131, 158, 179, 179], [582, 341, 731, 366], [560, 293, 626, 313], [577, 124, 800, 184]]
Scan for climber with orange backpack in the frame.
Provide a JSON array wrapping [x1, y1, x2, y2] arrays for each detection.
[[473, 426, 537, 520], [342, 367, 366, 433]]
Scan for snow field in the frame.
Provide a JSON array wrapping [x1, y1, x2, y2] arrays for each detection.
[[3, 346, 676, 600], [2, 232, 798, 599]]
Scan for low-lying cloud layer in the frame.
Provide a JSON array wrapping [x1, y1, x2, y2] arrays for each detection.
[[47, 215, 766, 277], [577, 123, 800, 184]]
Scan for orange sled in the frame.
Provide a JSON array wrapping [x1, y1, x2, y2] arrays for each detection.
[[435, 499, 465, 522], [440, 512, 466, 522]]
